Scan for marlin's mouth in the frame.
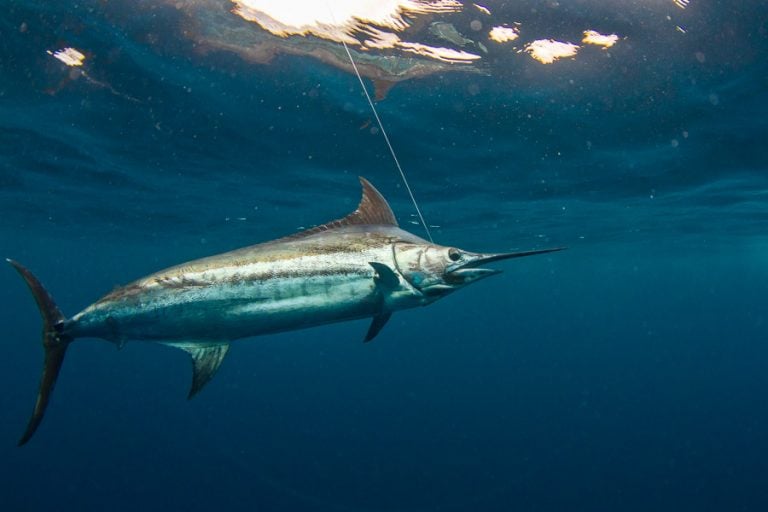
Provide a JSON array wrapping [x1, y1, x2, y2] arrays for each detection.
[[445, 247, 566, 285], [444, 266, 501, 285]]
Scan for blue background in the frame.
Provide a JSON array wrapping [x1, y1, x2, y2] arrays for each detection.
[[1, 1, 767, 510]]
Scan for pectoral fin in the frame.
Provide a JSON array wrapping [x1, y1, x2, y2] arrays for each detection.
[[369, 262, 399, 289], [366, 262, 399, 342], [165, 342, 230, 398], [365, 312, 392, 343]]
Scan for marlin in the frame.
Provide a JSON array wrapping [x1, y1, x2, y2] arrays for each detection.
[[9, 177, 563, 445]]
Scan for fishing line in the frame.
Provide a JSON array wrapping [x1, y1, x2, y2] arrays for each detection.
[[325, 4, 433, 242]]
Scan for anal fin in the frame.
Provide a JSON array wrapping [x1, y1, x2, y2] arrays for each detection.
[[165, 342, 230, 398]]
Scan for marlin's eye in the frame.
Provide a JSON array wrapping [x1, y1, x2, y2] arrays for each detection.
[[448, 248, 461, 261]]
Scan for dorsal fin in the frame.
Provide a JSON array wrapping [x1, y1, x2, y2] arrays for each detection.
[[281, 177, 398, 241], [351, 177, 398, 226]]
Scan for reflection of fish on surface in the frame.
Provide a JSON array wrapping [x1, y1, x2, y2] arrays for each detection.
[[167, 1, 483, 99], [9, 178, 564, 445], [201, 28, 482, 98]]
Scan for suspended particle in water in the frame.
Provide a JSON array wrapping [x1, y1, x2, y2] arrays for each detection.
[[48, 47, 86, 66], [46, 47, 139, 102]]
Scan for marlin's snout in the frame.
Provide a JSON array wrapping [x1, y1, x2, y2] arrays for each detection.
[[445, 247, 567, 285]]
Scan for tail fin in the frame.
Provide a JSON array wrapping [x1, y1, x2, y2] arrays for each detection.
[[7, 259, 73, 446]]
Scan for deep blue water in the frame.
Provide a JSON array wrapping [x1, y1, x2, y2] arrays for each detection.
[[2, 1, 768, 510]]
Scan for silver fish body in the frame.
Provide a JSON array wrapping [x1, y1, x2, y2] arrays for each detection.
[[69, 225, 428, 342]]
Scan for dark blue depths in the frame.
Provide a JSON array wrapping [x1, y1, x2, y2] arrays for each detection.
[[1, 1, 768, 511]]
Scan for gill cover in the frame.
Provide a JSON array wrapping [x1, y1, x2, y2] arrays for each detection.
[[393, 243, 454, 296]]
